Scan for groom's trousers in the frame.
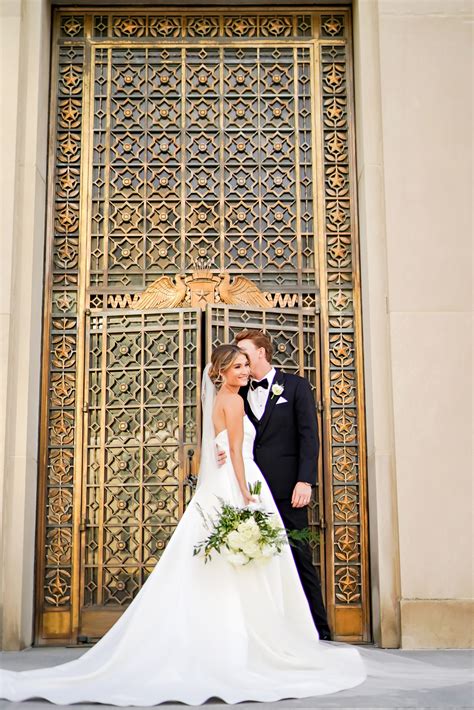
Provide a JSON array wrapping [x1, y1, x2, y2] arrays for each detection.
[[275, 498, 332, 640]]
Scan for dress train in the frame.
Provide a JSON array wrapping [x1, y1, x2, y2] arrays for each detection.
[[0, 416, 366, 705]]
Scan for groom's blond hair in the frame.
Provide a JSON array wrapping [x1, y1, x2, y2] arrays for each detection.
[[234, 329, 273, 364]]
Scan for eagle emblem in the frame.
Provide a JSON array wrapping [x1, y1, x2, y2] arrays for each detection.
[[132, 270, 271, 310], [134, 275, 187, 309], [218, 273, 271, 308]]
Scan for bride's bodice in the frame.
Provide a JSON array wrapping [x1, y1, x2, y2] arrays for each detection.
[[214, 414, 255, 461]]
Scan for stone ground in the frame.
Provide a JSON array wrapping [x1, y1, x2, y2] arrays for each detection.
[[0, 647, 472, 710]]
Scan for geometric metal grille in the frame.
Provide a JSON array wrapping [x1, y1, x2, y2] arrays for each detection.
[[89, 42, 316, 297], [81, 310, 199, 601], [36, 7, 370, 646], [34, 41, 85, 641], [319, 39, 370, 641]]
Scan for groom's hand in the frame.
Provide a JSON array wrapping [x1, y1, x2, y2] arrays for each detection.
[[216, 445, 227, 467], [291, 482, 312, 508]]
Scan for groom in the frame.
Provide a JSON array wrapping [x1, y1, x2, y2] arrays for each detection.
[[219, 328, 331, 640]]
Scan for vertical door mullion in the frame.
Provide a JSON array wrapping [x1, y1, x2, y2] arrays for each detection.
[[178, 311, 185, 519]]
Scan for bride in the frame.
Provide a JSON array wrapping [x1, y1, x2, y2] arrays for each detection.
[[0, 344, 367, 705]]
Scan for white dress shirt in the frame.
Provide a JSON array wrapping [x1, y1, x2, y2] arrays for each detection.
[[247, 367, 276, 420]]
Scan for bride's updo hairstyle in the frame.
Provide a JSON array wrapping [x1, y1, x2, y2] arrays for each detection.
[[209, 344, 249, 387]]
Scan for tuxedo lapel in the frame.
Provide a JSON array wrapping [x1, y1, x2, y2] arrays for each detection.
[[239, 385, 258, 427], [256, 369, 286, 439]]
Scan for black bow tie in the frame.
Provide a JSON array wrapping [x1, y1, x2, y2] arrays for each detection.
[[250, 378, 269, 391]]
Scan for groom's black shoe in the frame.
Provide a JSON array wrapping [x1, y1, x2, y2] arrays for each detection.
[[319, 632, 332, 641]]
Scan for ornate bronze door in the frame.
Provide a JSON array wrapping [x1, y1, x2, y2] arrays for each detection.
[[35, 7, 370, 645]]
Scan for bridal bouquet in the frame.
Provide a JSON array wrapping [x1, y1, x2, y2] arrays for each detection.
[[193, 482, 310, 567]]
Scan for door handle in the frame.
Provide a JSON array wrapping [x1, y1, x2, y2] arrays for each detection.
[[184, 448, 198, 491]]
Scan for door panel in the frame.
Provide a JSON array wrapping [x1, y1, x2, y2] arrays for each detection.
[[78, 309, 200, 640]]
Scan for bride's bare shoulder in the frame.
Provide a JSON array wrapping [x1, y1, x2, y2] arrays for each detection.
[[215, 391, 244, 414]]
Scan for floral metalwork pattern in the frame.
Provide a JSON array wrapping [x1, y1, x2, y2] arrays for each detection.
[[320, 40, 367, 617], [83, 310, 199, 606], [38, 45, 84, 622], [89, 44, 317, 294]]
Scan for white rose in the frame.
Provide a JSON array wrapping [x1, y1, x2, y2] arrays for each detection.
[[238, 519, 257, 533], [227, 530, 243, 550], [250, 528, 262, 543], [234, 528, 252, 543], [241, 541, 260, 558], [271, 383, 284, 397], [237, 520, 260, 541]]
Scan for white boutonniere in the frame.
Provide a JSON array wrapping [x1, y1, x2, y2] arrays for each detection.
[[271, 383, 284, 400]]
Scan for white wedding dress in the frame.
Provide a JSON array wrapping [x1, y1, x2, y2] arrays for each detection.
[[0, 369, 367, 705], [2, 370, 471, 706]]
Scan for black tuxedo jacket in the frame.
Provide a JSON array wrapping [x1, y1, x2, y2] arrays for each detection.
[[239, 369, 319, 500]]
